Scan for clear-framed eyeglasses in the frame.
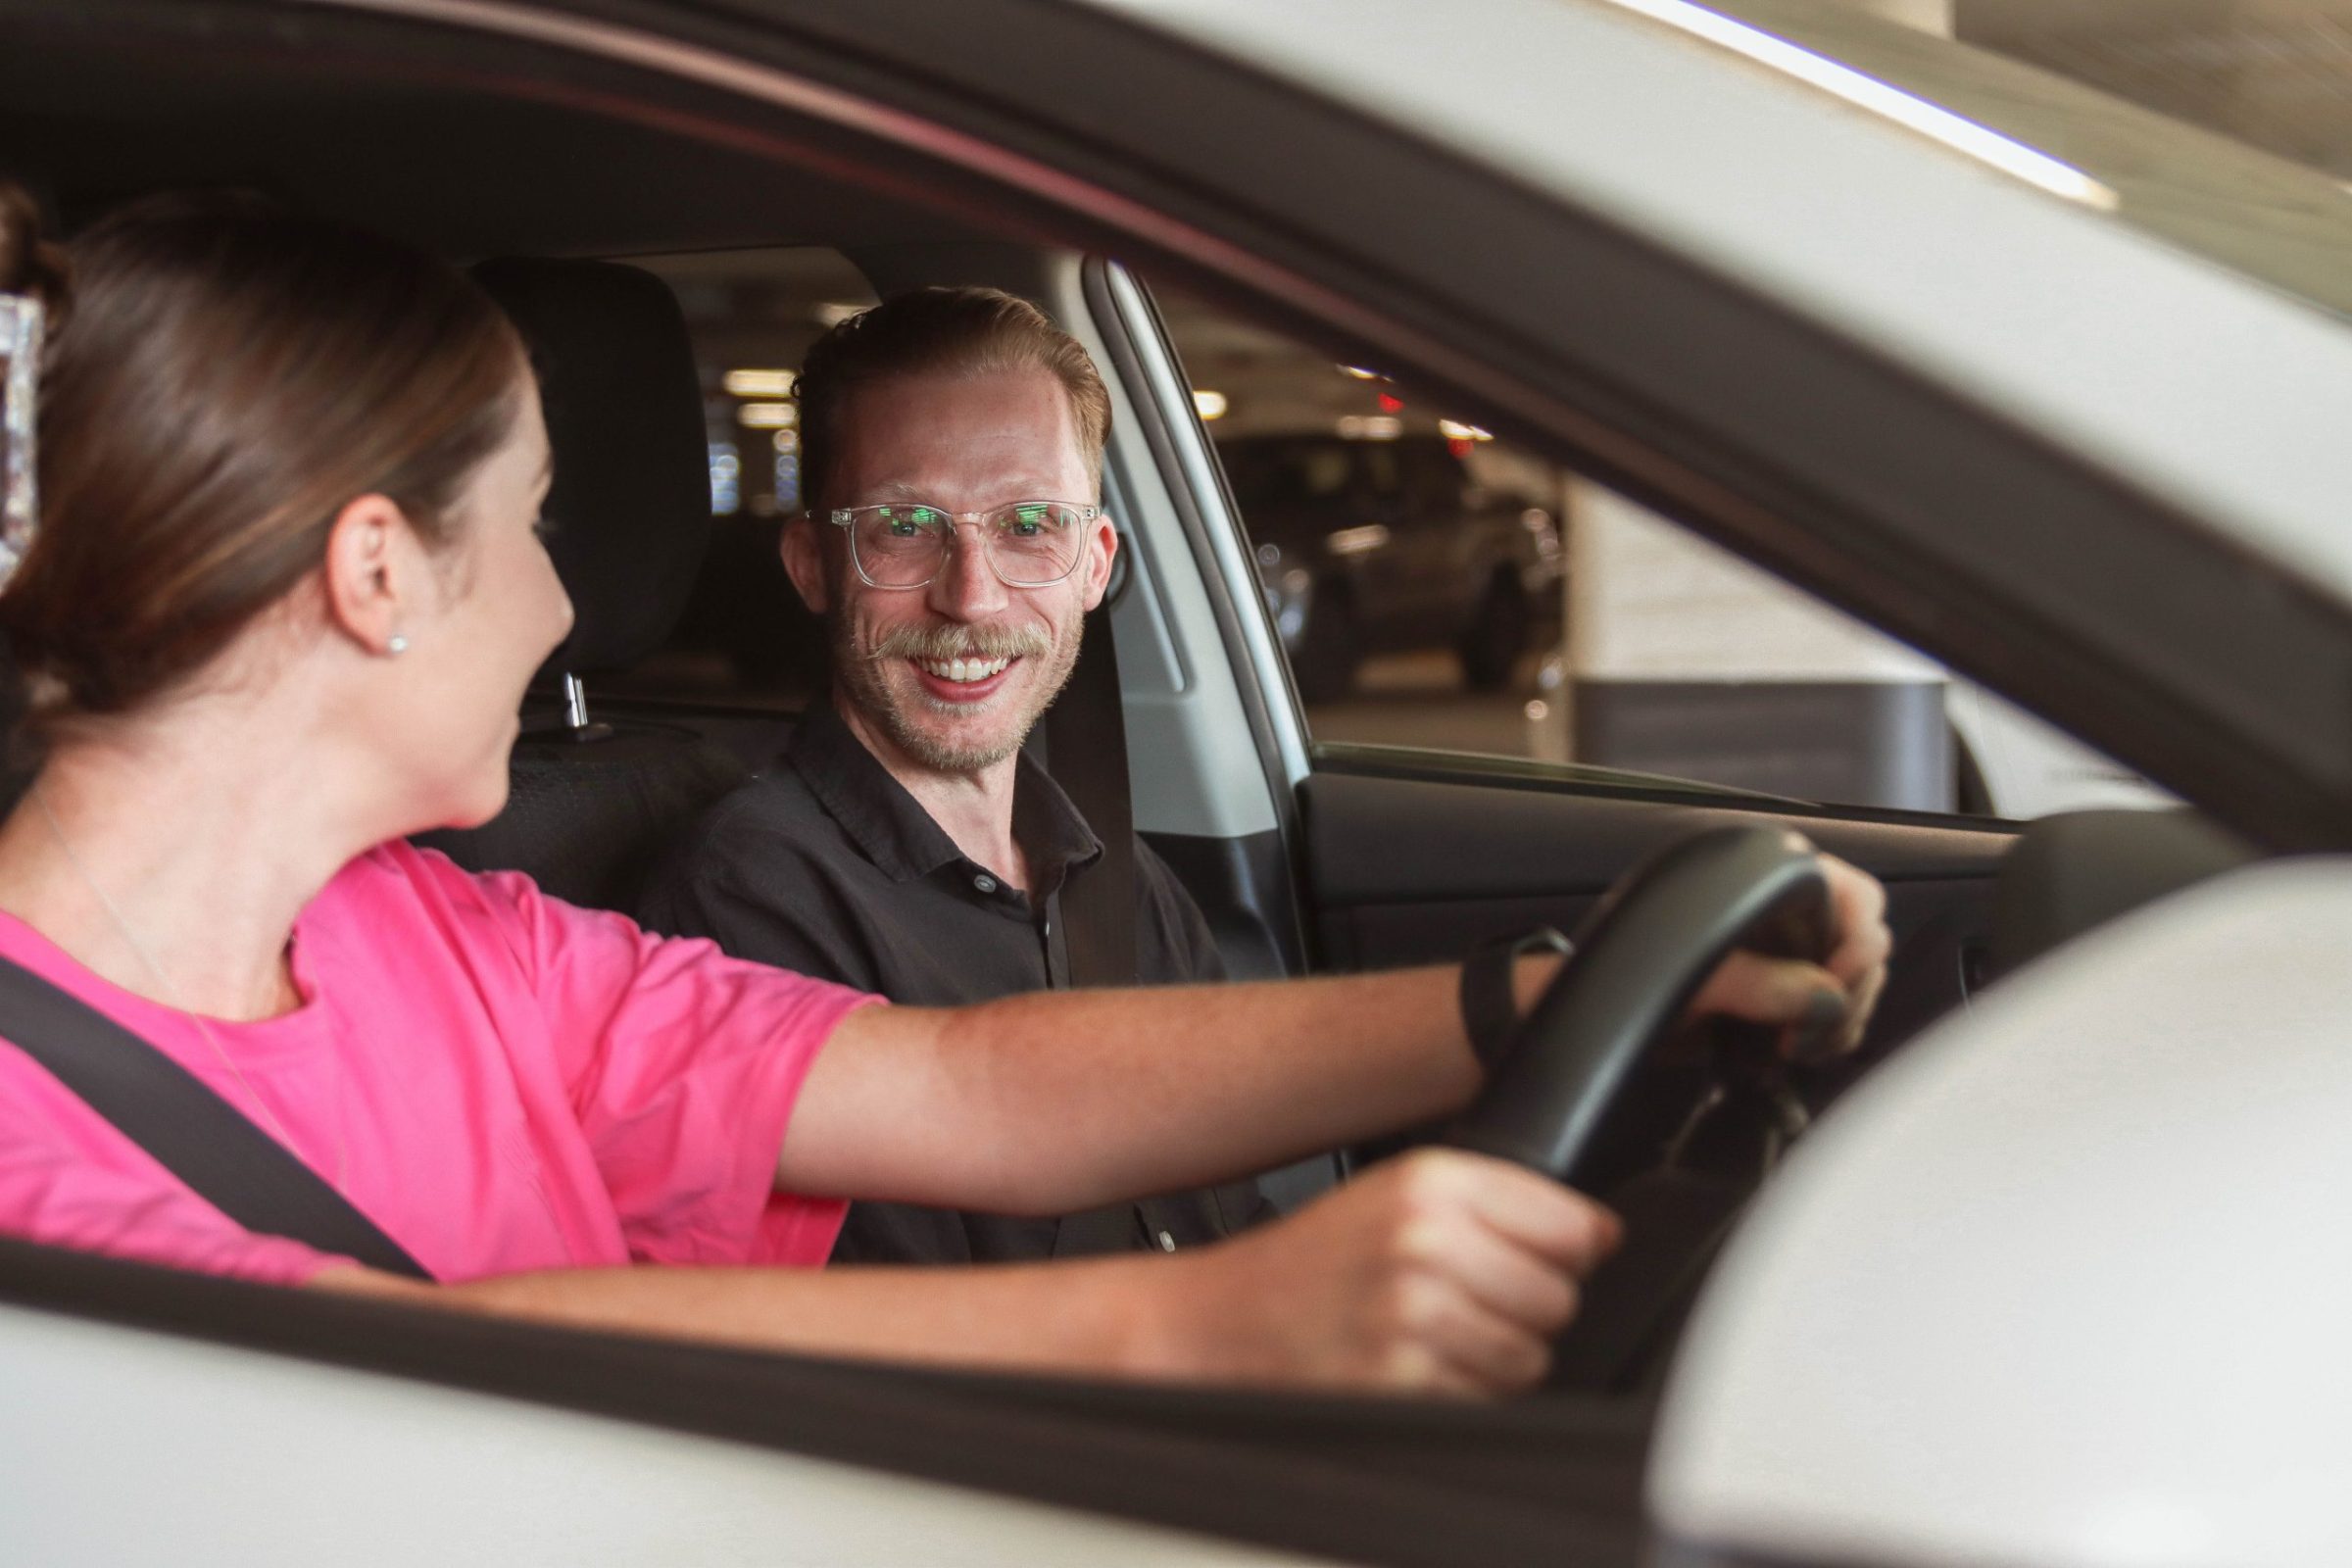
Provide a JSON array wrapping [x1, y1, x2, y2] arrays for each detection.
[[827, 500, 1099, 590]]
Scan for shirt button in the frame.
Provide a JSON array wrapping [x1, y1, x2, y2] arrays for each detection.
[[1157, 1230, 1177, 1252], [973, 874, 998, 894]]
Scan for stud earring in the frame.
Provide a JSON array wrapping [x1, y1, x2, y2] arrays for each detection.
[[385, 634, 411, 657]]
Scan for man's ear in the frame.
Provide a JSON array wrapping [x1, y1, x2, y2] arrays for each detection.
[[780, 514, 832, 614], [320, 493, 425, 656], [1079, 512, 1119, 612]]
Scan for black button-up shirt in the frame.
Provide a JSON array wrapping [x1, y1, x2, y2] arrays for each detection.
[[639, 707, 1273, 1263]]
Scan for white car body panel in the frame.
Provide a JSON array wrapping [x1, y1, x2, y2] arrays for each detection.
[[0, 1304, 1329, 1567], [1650, 858, 2352, 1568]]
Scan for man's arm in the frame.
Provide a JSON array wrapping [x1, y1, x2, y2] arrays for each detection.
[[786, 963, 1478, 1215], [781, 849, 1888, 1216]]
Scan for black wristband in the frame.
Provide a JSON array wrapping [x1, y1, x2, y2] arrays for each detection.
[[1458, 925, 1572, 1075]]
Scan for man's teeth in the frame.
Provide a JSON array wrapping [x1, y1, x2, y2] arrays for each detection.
[[915, 656, 1012, 683]]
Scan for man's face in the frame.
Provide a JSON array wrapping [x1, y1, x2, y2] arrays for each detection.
[[783, 365, 1116, 778]]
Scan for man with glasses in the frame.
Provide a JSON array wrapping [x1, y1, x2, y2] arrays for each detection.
[[642, 286, 1277, 1266]]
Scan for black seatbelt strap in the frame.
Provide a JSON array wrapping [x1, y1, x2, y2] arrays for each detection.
[[0, 955, 432, 1279], [1046, 602, 1138, 989], [1040, 604, 1151, 1257]]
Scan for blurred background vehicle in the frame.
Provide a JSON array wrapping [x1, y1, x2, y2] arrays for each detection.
[[1226, 429, 1564, 700]]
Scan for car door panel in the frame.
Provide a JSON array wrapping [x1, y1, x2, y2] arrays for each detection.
[[1300, 763, 2014, 1053]]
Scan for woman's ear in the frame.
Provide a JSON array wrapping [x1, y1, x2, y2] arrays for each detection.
[[320, 493, 424, 656]]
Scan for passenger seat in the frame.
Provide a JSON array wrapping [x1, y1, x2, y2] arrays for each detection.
[[416, 258, 745, 912]]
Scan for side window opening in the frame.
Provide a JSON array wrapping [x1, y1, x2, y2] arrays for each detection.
[[599, 246, 881, 712], [1152, 283, 2171, 822]]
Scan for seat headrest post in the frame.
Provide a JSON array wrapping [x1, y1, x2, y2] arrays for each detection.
[[552, 672, 612, 744]]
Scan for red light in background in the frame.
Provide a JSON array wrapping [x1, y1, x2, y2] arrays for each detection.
[[1376, 391, 1404, 413]]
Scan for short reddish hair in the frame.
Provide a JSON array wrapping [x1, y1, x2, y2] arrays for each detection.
[[795, 286, 1110, 516]]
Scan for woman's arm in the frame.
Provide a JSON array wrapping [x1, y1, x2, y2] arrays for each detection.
[[314, 1148, 1622, 1396]]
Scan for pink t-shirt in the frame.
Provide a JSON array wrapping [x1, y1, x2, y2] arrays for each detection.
[[0, 840, 876, 1285]]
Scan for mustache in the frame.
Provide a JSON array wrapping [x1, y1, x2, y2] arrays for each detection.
[[859, 622, 1054, 663]]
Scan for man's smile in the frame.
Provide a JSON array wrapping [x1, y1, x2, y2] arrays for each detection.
[[908, 654, 1020, 706], [914, 654, 1013, 684]]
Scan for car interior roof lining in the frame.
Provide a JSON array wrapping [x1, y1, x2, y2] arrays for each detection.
[[0, 18, 979, 258]]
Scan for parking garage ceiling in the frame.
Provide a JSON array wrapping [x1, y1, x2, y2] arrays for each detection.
[[1958, 1, 2352, 179]]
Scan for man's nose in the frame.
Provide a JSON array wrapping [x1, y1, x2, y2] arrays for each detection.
[[926, 521, 1009, 619]]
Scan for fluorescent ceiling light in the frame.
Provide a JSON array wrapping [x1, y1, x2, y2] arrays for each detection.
[[1326, 523, 1393, 557], [737, 402, 798, 429], [723, 368, 796, 397], [1595, 0, 2117, 210]]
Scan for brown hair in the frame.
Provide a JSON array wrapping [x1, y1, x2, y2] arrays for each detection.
[[0, 184, 526, 735], [795, 285, 1111, 517]]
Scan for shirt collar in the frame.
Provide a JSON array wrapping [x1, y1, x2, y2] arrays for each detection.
[[786, 704, 1104, 891]]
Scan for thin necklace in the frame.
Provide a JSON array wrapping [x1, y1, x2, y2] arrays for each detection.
[[32, 782, 346, 1186]]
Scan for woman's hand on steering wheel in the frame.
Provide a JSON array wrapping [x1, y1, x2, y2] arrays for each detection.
[[1164, 1148, 1623, 1397]]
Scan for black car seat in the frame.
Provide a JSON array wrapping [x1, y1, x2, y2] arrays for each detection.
[[414, 257, 746, 912]]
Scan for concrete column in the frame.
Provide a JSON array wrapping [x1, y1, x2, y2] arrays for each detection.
[[1561, 485, 1953, 809], [1539, 0, 1958, 806]]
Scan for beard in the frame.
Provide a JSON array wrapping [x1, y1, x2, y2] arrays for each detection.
[[832, 611, 1078, 774]]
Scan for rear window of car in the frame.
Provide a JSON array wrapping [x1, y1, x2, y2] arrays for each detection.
[[596, 246, 879, 712]]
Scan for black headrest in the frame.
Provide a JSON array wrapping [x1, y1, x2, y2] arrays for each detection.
[[470, 257, 710, 676]]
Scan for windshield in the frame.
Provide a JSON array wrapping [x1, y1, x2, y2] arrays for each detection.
[[1679, 1, 2352, 322]]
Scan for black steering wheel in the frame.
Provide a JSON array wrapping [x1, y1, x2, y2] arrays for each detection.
[[1446, 825, 1835, 1390]]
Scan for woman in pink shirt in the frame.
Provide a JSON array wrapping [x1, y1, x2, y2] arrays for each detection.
[[0, 185, 1887, 1396]]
